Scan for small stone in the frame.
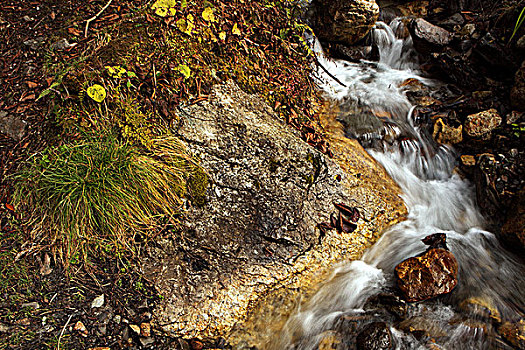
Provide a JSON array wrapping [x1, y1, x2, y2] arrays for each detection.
[[178, 338, 191, 350], [317, 331, 343, 350], [398, 316, 447, 339], [23, 15, 33, 22], [507, 111, 524, 124], [461, 155, 476, 167], [129, 324, 141, 335], [459, 297, 501, 323], [91, 294, 105, 308], [433, 118, 463, 144], [409, 18, 452, 54], [113, 315, 121, 324], [312, 0, 379, 46], [74, 321, 88, 337], [472, 90, 493, 100], [465, 108, 502, 138], [356, 322, 393, 350], [517, 35, 525, 50], [459, 23, 476, 37], [23, 37, 45, 50], [140, 322, 151, 337], [140, 337, 155, 347], [498, 320, 525, 349], [190, 339, 204, 350], [364, 293, 407, 320]]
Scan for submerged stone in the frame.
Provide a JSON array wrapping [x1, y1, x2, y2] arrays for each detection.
[[498, 320, 525, 349], [356, 322, 393, 350], [395, 233, 458, 302]]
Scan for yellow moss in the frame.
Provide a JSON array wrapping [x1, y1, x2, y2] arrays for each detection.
[[187, 166, 209, 207]]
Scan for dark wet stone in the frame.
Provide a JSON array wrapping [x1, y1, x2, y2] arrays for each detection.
[[511, 60, 525, 111], [438, 13, 465, 32], [424, 50, 484, 88], [364, 293, 408, 320], [472, 32, 517, 80], [498, 320, 525, 349], [409, 18, 452, 55], [500, 188, 525, 254], [356, 322, 393, 350], [398, 316, 447, 340], [395, 233, 458, 302], [325, 43, 378, 63]]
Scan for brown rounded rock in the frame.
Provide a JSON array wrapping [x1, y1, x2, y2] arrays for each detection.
[[464, 108, 502, 139], [395, 234, 458, 302], [312, 0, 379, 46]]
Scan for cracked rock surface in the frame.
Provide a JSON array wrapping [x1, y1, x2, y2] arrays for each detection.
[[143, 81, 406, 346]]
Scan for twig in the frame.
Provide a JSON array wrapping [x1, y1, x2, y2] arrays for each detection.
[[84, 0, 114, 38], [314, 56, 347, 87], [57, 313, 75, 350]]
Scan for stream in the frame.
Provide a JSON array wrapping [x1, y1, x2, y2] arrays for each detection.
[[273, 19, 525, 349]]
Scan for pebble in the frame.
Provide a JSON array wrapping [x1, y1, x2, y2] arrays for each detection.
[[140, 322, 151, 337], [140, 337, 155, 347], [129, 324, 141, 335], [91, 294, 105, 308], [73, 321, 88, 337]]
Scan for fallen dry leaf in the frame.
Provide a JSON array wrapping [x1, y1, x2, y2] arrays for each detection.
[[20, 93, 36, 102], [26, 81, 38, 88], [39, 253, 53, 276], [68, 27, 82, 36]]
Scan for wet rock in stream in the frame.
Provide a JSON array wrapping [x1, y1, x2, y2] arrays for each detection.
[[408, 18, 452, 54], [363, 293, 408, 320], [395, 233, 458, 302], [311, 0, 379, 46], [498, 320, 525, 350], [356, 322, 393, 350]]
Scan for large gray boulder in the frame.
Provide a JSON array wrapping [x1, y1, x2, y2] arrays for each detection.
[[312, 0, 380, 46], [143, 81, 406, 347]]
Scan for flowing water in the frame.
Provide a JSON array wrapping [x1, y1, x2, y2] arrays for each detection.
[[274, 20, 525, 349]]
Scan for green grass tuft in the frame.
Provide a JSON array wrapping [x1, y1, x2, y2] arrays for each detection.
[[13, 135, 203, 266]]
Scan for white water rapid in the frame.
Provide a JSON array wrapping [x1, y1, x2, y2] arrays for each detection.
[[274, 21, 525, 350]]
